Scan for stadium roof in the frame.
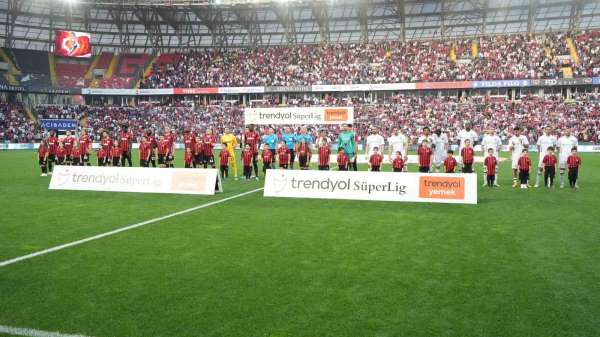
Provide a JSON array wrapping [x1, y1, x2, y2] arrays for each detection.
[[1, 0, 599, 53]]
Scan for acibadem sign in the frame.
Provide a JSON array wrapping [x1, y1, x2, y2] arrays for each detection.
[[264, 170, 477, 204]]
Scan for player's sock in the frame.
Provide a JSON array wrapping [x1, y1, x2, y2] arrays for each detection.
[[535, 172, 541, 186]]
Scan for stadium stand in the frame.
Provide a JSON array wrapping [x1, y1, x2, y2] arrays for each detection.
[[141, 31, 600, 88], [7, 92, 594, 145]]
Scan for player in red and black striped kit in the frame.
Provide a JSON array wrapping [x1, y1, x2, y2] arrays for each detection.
[[542, 147, 557, 188], [219, 148, 230, 179], [517, 149, 532, 188], [297, 138, 312, 170], [369, 147, 383, 172], [119, 126, 133, 167], [56, 142, 66, 165], [317, 141, 330, 170], [157, 136, 171, 168], [183, 130, 196, 155], [392, 151, 404, 172], [337, 148, 349, 171], [243, 125, 261, 178], [139, 135, 152, 167], [184, 148, 194, 168], [278, 142, 290, 169], [444, 150, 457, 173], [261, 144, 273, 173], [483, 148, 498, 187], [38, 140, 49, 176], [566, 147, 581, 190], [242, 144, 254, 180], [47, 131, 59, 173], [110, 142, 121, 166], [78, 129, 91, 166], [461, 139, 475, 173], [63, 131, 75, 165], [163, 128, 176, 168], [417, 140, 433, 173], [71, 143, 82, 166], [201, 130, 217, 168], [146, 130, 158, 168]]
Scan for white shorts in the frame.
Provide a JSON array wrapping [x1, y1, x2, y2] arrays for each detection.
[[433, 153, 447, 166], [537, 157, 545, 169], [512, 155, 520, 170], [559, 156, 568, 169]]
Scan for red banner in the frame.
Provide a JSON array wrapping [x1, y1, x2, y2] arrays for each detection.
[[415, 81, 473, 90], [54, 31, 92, 58], [173, 87, 219, 95]]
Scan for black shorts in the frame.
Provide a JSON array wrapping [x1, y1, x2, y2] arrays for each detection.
[[72, 158, 81, 166], [82, 153, 89, 162], [419, 166, 429, 173], [66, 155, 72, 162], [38, 158, 46, 166], [299, 155, 308, 168], [393, 168, 402, 172], [289, 149, 295, 163], [545, 166, 556, 177], [280, 164, 289, 169], [48, 154, 56, 162], [57, 157, 65, 165], [318, 165, 329, 171], [140, 160, 148, 167], [339, 166, 348, 171], [463, 163, 473, 173], [203, 154, 215, 165], [158, 155, 166, 165], [220, 165, 228, 170], [167, 154, 174, 162], [194, 155, 203, 164], [371, 166, 380, 172], [112, 158, 120, 166]]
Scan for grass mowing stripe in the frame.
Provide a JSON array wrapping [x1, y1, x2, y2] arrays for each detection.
[[0, 324, 93, 337], [0, 188, 263, 268]]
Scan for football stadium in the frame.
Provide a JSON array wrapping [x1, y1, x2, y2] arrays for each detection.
[[0, 0, 599, 336]]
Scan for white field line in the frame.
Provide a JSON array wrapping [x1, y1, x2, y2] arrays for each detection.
[[0, 324, 93, 337], [0, 188, 264, 268]]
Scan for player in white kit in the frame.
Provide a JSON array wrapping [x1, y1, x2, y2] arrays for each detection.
[[556, 129, 579, 188], [432, 129, 449, 172], [365, 128, 385, 160], [387, 127, 409, 171], [508, 126, 529, 188], [535, 126, 557, 187], [458, 123, 478, 153], [481, 128, 503, 186]]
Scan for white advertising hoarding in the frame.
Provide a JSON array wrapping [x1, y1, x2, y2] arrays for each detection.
[[244, 107, 354, 125], [49, 166, 220, 195], [264, 170, 477, 204]]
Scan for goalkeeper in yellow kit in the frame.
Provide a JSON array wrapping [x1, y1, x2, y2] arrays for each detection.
[[220, 127, 239, 180]]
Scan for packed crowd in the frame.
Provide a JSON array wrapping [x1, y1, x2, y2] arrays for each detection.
[[142, 30, 600, 88], [3, 92, 598, 145]]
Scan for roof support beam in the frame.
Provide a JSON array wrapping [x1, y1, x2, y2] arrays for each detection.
[[312, 3, 330, 43], [528, 0, 538, 34], [569, 0, 584, 31], [359, 0, 369, 42], [273, 5, 297, 45]]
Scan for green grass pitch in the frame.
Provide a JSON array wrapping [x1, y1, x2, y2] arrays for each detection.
[[0, 150, 599, 337]]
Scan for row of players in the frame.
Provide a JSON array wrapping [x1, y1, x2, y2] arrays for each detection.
[[35, 124, 583, 190]]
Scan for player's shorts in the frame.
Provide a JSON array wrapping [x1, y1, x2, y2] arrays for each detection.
[[82, 153, 89, 162], [298, 155, 308, 168], [38, 158, 46, 166], [204, 154, 215, 166], [512, 155, 520, 170], [48, 154, 56, 162], [57, 157, 65, 165], [167, 154, 174, 162], [289, 150, 295, 163], [66, 155, 72, 162], [280, 163, 289, 169], [559, 156, 568, 169], [140, 160, 148, 167], [158, 155, 166, 165], [112, 158, 120, 166], [433, 153, 447, 166], [72, 158, 81, 166]]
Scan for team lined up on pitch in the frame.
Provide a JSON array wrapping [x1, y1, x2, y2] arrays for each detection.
[[36, 123, 582, 190]]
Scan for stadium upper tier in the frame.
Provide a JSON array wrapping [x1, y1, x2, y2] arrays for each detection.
[[0, 30, 598, 90]]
